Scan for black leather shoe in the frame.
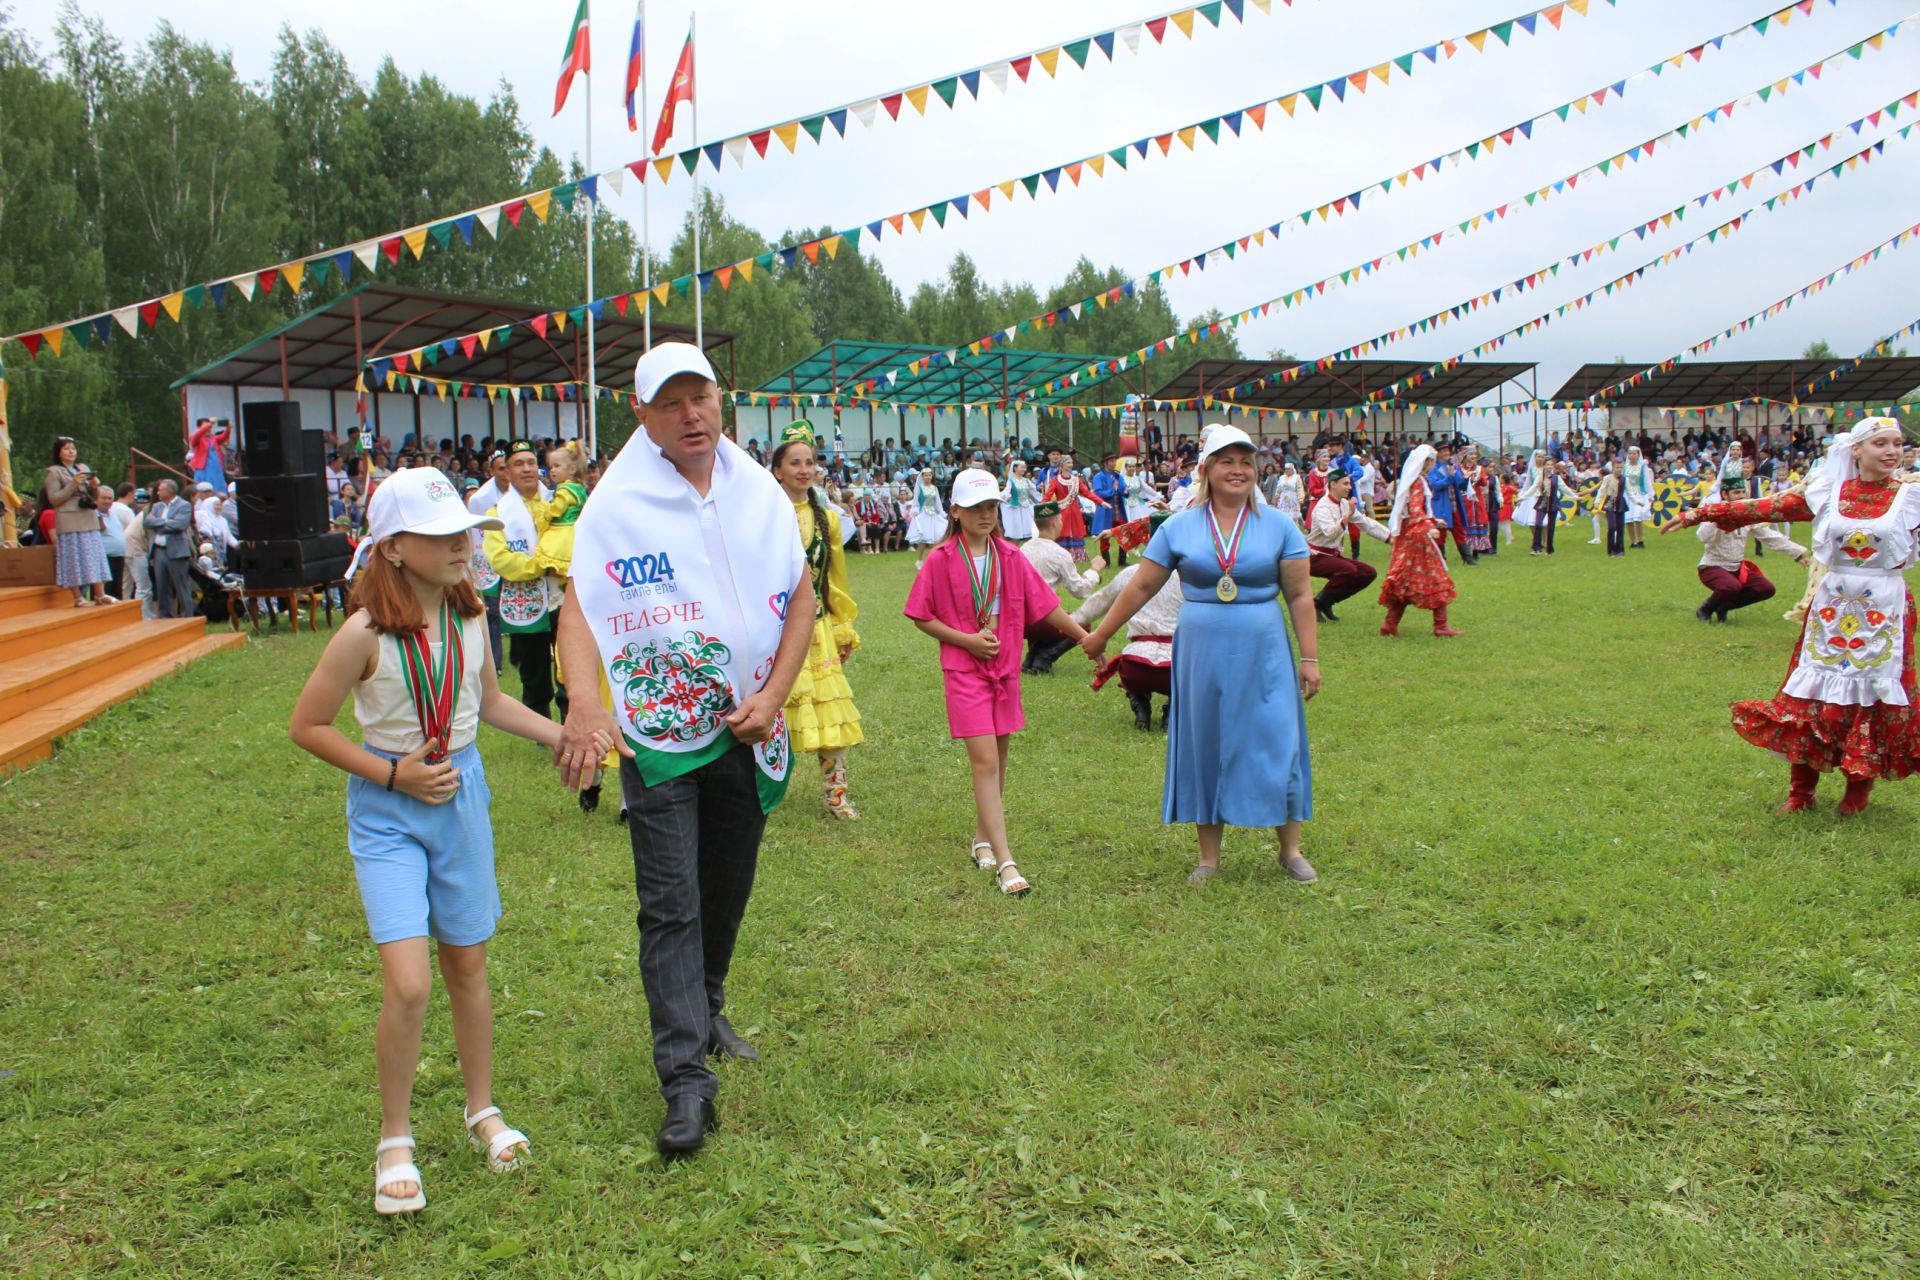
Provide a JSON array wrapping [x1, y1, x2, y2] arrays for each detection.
[[707, 1014, 760, 1061], [578, 783, 600, 814], [656, 1095, 716, 1157], [1126, 690, 1152, 732]]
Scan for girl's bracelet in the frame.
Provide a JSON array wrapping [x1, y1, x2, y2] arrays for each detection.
[[385, 758, 399, 792], [1299, 657, 1320, 665]]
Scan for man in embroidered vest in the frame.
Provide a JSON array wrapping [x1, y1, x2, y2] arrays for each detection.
[[482, 441, 565, 720], [556, 343, 815, 1158]]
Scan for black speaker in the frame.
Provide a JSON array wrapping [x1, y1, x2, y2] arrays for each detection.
[[233, 473, 328, 541], [233, 534, 352, 589], [241, 401, 325, 475]]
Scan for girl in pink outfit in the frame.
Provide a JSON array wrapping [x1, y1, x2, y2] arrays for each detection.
[[904, 469, 1091, 897]]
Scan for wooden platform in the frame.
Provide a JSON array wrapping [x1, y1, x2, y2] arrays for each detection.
[[0, 585, 246, 776]]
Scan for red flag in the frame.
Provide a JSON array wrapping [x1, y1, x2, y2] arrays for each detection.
[[651, 30, 694, 155]]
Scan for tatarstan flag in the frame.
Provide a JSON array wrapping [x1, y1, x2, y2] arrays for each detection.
[[553, 0, 591, 116], [651, 29, 694, 155]]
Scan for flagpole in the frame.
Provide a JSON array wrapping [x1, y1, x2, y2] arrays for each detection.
[[582, 0, 599, 457], [640, 0, 652, 352], [690, 9, 703, 350]]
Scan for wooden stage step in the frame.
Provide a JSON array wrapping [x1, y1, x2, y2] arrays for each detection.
[[0, 590, 246, 776]]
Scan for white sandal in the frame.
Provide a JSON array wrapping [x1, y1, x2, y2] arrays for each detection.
[[970, 840, 997, 870], [373, 1135, 426, 1215], [996, 861, 1032, 896], [464, 1105, 530, 1172]]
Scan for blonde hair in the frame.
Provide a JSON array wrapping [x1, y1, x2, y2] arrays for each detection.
[[1190, 447, 1260, 514], [549, 439, 586, 481]]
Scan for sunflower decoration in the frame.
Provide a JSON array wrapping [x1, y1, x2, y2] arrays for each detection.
[[1652, 478, 1689, 526]]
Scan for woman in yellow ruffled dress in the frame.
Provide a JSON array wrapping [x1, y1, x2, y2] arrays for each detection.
[[769, 423, 865, 819]]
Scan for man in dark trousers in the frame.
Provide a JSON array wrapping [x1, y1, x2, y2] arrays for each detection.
[[142, 478, 194, 618], [556, 343, 815, 1159]]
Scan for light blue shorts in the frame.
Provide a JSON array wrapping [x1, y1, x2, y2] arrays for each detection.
[[346, 742, 501, 946]]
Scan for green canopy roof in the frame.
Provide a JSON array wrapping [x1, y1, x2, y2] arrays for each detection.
[[751, 339, 1122, 408]]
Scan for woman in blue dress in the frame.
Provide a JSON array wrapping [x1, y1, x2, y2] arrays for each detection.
[[1082, 426, 1321, 885]]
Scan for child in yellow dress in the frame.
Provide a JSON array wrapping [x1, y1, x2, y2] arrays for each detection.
[[768, 423, 865, 818], [532, 440, 588, 578], [531, 440, 614, 816]]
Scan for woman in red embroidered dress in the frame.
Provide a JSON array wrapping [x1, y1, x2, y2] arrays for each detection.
[[1668, 418, 1919, 815], [1378, 444, 1461, 638], [1042, 460, 1107, 563]]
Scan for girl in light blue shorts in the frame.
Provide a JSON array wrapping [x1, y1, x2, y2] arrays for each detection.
[[290, 467, 607, 1215]]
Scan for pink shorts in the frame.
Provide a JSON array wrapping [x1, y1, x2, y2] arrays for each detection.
[[942, 667, 1026, 739]]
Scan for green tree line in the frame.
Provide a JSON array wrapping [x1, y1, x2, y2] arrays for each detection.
[[0, 5, 1241, 477]]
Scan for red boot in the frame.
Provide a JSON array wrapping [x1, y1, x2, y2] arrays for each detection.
[[1775, 763, 1819, 815], [1432, 606, 1463, 638], [1380, 604, 1404, 637], [1839, 774, 1874, 816]]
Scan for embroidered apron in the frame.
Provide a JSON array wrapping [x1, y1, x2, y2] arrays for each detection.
[[1785, 497, 1913, 708]]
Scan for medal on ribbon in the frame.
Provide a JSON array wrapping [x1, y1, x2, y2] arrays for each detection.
[[397, 599, 464, 764], [1208, 503, 1248, 602], [964, 536, 1001, 628]]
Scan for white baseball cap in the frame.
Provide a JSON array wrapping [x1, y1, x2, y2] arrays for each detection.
[[949, 468, 1003, 508], [634, 341, 718, 404], [345, 466, 502, 580], [1198, 424, 1256, 463]]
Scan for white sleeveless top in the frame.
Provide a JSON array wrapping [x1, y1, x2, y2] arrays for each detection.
[[353, 613, 486, 754]]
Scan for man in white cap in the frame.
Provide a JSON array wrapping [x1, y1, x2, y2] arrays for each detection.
[[556, 343, 816, 1158]]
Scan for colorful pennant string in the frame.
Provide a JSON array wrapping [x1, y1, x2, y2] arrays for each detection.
[[856, 4, 1897, 403], [1015, 106, 1919, 410], [362, 0, 1852, 384], [1027, 121, 1916, 416], [3, 0, 1618, 361]]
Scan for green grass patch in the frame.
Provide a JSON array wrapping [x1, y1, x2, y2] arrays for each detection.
[[2, 533, 1916, 1277]]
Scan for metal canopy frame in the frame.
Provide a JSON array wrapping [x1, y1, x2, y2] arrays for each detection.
[[1548, 358, 1920, 408], [171, 283, 737, 394], [1145, 359, 1537, 410], [752, 339, 1119, 408]]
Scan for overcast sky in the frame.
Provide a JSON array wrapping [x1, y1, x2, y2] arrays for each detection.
[[16, 0, 1920, 403]]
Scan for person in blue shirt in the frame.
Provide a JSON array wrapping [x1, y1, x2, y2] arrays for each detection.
[[1425, 441, 1477, 564], [1089, 454, 1128, 565]]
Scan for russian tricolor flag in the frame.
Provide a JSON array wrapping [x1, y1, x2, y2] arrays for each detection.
[[624, 2, 645, 130]]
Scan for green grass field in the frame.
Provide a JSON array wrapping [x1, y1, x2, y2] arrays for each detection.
[[4, 528, 1916, 1278]]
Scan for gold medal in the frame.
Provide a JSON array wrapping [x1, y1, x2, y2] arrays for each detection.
[[1216, 574, 1238, 602]]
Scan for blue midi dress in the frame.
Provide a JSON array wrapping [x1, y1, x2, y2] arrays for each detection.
[[1144, 506, 1313, 826]]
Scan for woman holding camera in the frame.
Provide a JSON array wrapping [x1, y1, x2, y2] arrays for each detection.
[[44, 437, 113, 607]]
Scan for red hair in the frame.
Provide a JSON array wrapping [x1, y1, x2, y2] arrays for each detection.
[[348, 543, 484, 635]]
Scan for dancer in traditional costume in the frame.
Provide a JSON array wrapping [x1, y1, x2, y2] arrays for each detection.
[[1081, 426, 1320, 885], [1126, 462, 1165, 522], [1073, 519, 1183, 731], [1668, 418, 1915, 815], [1378, 444, 1461, 638], [1272, 462, 1305, 526], [1460, 447, 1493, 556], [1000, 460, 1038, 541], [769, 423, 865, 820], [905, 469, 947, 568], [1019, 501, 1104, 674], [1306, 470, 1390, 623], [1623, 445, 1655, 549], [1043, 459, 1107, 562], [1688, 474, 1808, 622]]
